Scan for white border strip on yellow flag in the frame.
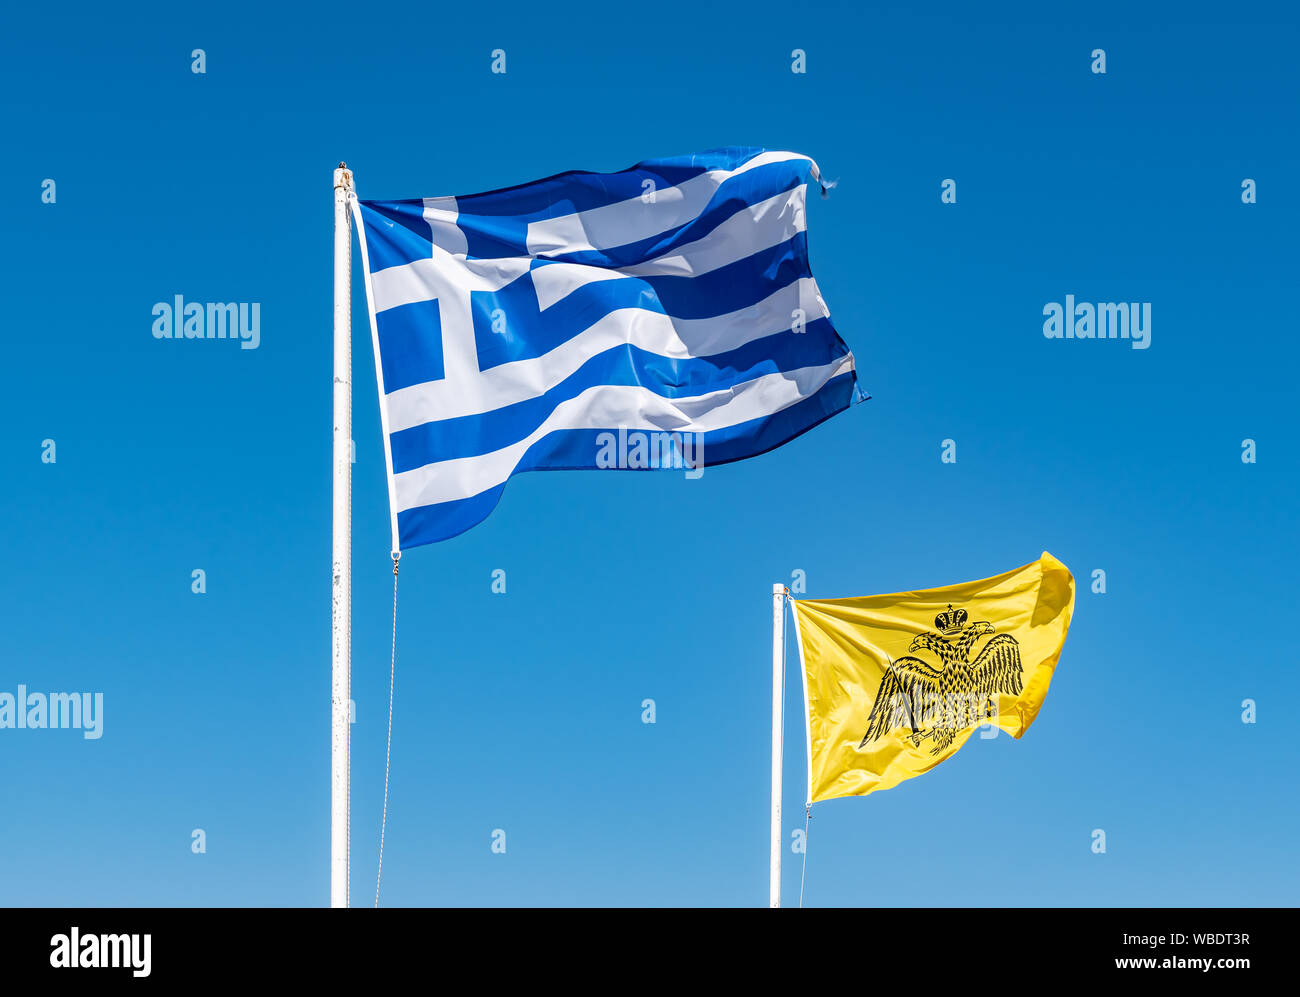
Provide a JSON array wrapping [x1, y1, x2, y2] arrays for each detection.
[[789, 593, 814, 810]]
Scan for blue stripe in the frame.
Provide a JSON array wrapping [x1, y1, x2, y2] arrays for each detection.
[[448, 147, 767, 218], [397, 482, 508, 549], [390, 319, 847, 472], [358, 149, 806, 268], [395, 371, 864, 548], [534, 161, 805, 269], [471, 233, 811, 370], [456, 158, 807, 263]]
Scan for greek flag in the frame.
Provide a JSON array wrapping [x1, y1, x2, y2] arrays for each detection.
[[355, 148, 866, 550]]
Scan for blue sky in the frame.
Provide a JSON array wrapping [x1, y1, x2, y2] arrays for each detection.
[[1, 0, 1296, 906]]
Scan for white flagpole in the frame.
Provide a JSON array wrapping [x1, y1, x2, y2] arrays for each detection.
[[331, 162, 354, 909], [769, 582, 785, 908]]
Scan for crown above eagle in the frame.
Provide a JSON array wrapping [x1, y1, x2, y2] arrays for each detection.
[[934, 604, 968, 634]]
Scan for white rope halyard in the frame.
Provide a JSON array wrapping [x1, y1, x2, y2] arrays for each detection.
[[799, 803, 811, 908], [375, 552, 400, 907]]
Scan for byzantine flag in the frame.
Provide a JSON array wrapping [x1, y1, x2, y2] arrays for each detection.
[[790, 552, 1074, 802]]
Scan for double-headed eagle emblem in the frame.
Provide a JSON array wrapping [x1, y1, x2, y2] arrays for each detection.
[[859, 605, 1024, 754]]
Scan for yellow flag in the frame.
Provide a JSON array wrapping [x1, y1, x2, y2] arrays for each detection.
[[791, 552, 1074, 803]]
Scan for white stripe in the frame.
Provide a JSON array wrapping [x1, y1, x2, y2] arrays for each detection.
[[423, 196, 468, 256], [790, 599, 817, 810], [525, 151, 811, 257], [529, 185, 807, 310], [370, 252, 528, 313], [369, 183, 808, 316], [383, 278, 831, 431], [619, 185, 806, 279], [529, 261, 623, 311], [392, 354, 854, 509]]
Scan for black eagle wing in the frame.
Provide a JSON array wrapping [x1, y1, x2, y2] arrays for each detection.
[[969, 633, 1024, 699], [859, 656, 944, 748]]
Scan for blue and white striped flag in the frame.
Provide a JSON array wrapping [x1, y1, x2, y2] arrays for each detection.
[[355, 148, 867, 550]]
